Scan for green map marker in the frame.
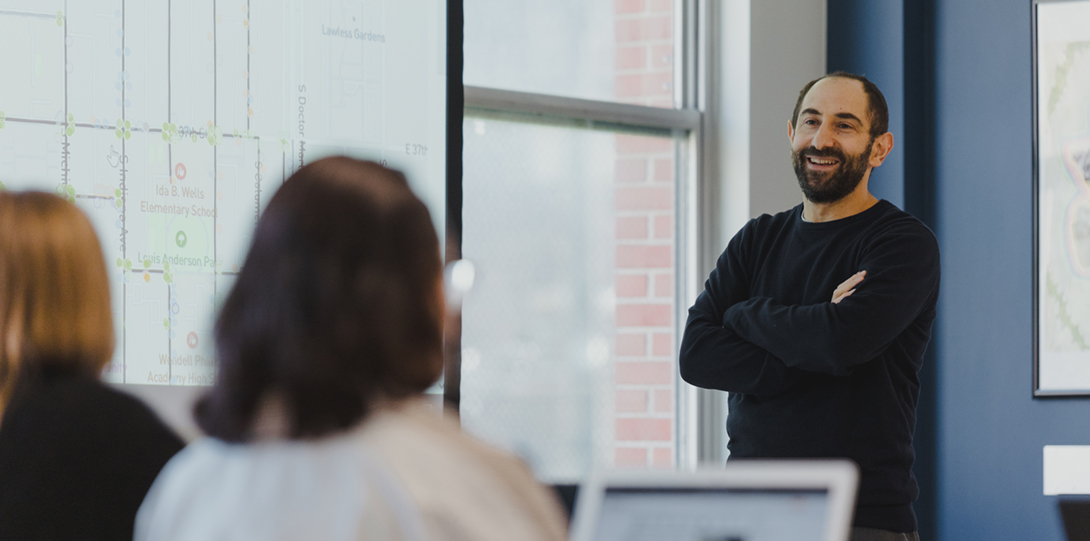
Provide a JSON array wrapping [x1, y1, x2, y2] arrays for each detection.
[[175, 230, 187, 248]]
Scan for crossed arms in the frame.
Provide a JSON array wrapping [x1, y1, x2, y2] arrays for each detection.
[[679, 223, 940, 396]]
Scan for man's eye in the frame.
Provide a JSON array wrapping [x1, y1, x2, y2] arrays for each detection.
[[804, 119, 818, 126]]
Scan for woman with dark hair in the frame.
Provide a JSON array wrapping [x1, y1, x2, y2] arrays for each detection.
[[136, 157, 566, 541], [0, 191, 184, 541]]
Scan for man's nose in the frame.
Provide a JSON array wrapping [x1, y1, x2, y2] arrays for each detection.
[[811, 122, 836, 149]]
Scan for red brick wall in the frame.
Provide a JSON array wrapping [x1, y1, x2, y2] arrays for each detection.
[[612, 0, 675, 469]]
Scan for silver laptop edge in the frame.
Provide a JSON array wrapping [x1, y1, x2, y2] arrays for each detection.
[[569, 459, 860, 541]]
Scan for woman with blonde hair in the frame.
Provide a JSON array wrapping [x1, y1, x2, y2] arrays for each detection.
[[0, 191, 184, 540], [136, 157, 567, 541]]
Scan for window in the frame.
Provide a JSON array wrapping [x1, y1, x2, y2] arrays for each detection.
[[464, 0, 676, 107], [458, 0, 701, 482]]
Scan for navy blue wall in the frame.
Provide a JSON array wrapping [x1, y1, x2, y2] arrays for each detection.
[[831, 0, 1090, 539]]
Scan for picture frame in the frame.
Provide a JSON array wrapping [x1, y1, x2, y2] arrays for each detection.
[[1033, 0, 1090, 396]]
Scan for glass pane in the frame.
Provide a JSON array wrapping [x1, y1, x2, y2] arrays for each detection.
[[464, 0, 676, 107], [461, 117, 679, 482]]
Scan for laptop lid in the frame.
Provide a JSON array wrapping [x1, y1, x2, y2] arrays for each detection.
[[569, 460, 859, 541]]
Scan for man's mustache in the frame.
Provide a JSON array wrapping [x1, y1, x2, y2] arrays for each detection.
[[799, 147, 846, 161]]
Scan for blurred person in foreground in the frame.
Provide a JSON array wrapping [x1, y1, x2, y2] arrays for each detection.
[[135, 157, 567, 541], [0, 191, 185, 541]]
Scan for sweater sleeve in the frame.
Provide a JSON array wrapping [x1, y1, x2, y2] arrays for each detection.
[[679, 222, 800, 396], [722, 223, 940, 377]]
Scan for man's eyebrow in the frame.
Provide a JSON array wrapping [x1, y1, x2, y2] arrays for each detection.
[[833, 112, 864, 125], [799, 108, 865, 127]]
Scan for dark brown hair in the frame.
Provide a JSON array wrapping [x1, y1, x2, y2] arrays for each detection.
[[195, 157, 444, 442], [0, 192, 113, 416], [790, 71, 889, 139]]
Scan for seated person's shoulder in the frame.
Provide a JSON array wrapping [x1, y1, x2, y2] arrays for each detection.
[[361, 397, 526, 473], [361, 398, 569, 541], [3, 375, 181, 449]]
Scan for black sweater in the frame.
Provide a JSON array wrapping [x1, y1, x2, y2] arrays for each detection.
[[0, 369, 185, 541], [680, 200, 940, 533]]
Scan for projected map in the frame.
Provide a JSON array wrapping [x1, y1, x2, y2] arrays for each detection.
[[1037, 1, 1090, 390], [0, 0, 447, 386]]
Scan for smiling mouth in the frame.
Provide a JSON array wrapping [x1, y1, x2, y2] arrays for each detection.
[[806, 156, 840, 167]]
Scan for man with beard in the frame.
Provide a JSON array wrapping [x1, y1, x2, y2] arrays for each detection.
[[679, 72, 939, 541]]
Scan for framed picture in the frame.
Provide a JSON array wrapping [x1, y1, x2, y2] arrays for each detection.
[[1034, 0, 1090, 396]]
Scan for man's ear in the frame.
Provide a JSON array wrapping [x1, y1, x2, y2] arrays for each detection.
[[868, 132, 894, 168], [787, 120, 795, 144]]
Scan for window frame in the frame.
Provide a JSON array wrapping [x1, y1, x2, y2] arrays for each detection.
[[452, 0, 719, 470]]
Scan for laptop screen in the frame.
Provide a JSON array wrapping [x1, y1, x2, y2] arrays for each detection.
[[594, 487, 831, 541]]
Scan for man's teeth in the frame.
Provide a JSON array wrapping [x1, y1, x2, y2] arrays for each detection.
[[808, 157, 837, 165]]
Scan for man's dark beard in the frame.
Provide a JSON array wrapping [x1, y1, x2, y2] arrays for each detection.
[[792, 140, 874, 204]]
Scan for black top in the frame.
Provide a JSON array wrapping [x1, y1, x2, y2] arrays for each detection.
[[680, 200, 940, 533], [0, 368, 185, 541]]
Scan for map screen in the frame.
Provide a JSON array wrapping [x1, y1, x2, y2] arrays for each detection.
[[0, 0, 448, 386], [1037, 2, 1090, 390]]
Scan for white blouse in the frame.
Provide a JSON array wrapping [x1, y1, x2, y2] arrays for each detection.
[[135, 398, 567, 541]]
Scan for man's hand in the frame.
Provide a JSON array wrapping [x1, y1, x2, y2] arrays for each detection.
[[831, 270, 866, 304]]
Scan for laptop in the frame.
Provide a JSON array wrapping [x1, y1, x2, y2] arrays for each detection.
[[569, 460, 859, 541]]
